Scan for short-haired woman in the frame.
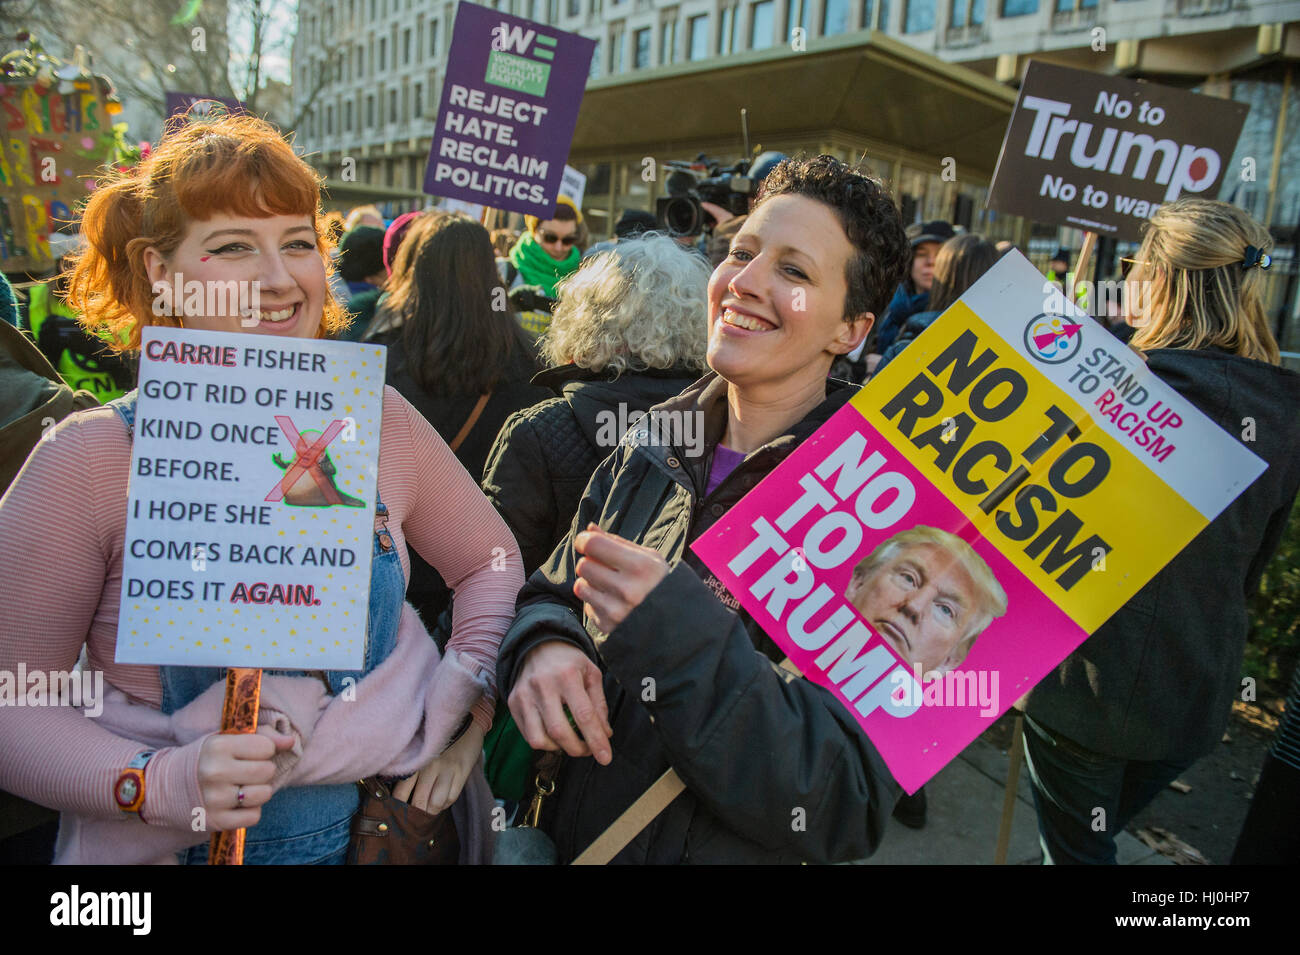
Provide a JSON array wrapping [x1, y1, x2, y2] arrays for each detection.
[[497, 155, 913, 863], [1022, 198, 1300, 864], [483, 233, 710, 576], [0, 115, 523, 864]]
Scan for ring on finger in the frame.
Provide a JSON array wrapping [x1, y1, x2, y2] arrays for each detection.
[[236, 786, 246, 805]]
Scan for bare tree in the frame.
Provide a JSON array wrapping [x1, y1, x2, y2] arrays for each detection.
[[0, 0, 336, 134]]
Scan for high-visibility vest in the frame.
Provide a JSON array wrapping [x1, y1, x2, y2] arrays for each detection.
[[27, 283, 127, 403]]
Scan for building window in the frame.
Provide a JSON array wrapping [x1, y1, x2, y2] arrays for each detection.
[[525, 0, 537, 18], [903, 0, 934, 31], [1055, 0, 1097, 8], [366, 94, 375, 126], [633, 28, 651, 68], [610, 24, 625, 72], [414, 83, 423, 119], [567, 0, 580, 16], [369, 0, 375, 17], [345, 100, 353, 131], [718, 5, 736, 54], [950, 0, 984, 24], [750, 0, 774, 48], [403, 28, 411, 64], [390, 89, 399, 123], [326, 105, 334, 135], [1000, 0, 1036, 14], [822, 0, 850, 34], [548, 0, 559, 20], [592, 0, 603, 14], [590, 38, 602, 76], [688, 14, 709, 59], [661, 18, 677, 63], [862, 0, 890, 28], [379, 36, 387, 69], [357, 44, 365, 75], [786, 0, 811, 39]]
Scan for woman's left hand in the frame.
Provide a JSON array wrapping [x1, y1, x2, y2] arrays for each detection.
[[391, 720, 487, 814], [573, 523, 671, 634]]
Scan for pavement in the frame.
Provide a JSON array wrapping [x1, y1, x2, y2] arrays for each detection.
[[857, 728, 1174, 865]]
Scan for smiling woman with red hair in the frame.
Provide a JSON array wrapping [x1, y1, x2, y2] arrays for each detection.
[[0, 115, 522, 864]]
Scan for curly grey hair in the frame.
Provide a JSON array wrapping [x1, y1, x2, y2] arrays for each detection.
[[543, 233, 710, 376]]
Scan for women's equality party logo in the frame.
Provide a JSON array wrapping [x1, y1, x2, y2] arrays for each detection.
[[488, 22, 556, 97], [1024, 313, 1083, 364]]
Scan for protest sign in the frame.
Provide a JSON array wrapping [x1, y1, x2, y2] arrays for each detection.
[[0, 72, 123, 273], [116, 327, 386, 671], [440, 197, 486, 221], [690, 252, 1266, 792], [986, 61, 1247, 242], [163, 92, 246, 122], [424, 1, 595, 218], [559, 164, 586, 210]]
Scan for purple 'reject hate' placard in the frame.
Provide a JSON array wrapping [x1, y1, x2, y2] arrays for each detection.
[[423, 2, 596, 218]]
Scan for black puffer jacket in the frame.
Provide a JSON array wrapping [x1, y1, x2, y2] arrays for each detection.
[[481, 363, 701, 575], [497, 372, 902, 864], [1027, 348, 1300, 761]]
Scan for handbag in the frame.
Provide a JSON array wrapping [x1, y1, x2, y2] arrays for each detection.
[[347, 776, 461, 865], [493, 751, 562, 865], [345, 392, 492, 865]]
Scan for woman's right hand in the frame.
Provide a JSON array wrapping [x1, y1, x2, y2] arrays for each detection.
[[508, 640, 613, 765], [196, 728, 296, 831]]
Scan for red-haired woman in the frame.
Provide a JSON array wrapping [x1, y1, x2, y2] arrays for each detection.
[[0, 115, 523, 864]]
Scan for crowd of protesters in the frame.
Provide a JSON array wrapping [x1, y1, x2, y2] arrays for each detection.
[[0, 112, 1296, 866]]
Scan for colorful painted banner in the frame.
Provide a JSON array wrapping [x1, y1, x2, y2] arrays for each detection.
[[0, 76, 120, 271], [690, 252, 1266, 792], [116, 328, 386, 670], [424, 1, 595, 218]]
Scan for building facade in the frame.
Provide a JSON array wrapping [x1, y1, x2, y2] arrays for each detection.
[[291, 0, 1300, 356]]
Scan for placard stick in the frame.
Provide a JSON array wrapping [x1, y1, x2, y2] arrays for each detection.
[[208, 667, 262, 865], [993, 714, 1025, 865], [1071, 230, 1098, 303]]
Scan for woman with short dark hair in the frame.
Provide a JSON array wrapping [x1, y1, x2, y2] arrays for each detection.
[[496, 155, 913, 864]]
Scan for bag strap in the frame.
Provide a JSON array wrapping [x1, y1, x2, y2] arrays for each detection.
[[570, 656, 802, 864], [571, 768, 687, 865], [449, 393, 491, 453]]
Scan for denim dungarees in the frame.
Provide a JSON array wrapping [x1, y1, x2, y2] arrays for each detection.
[[109, 391, 405, 865]]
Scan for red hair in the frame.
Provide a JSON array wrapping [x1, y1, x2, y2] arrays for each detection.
[[66, 114, 347, 351]]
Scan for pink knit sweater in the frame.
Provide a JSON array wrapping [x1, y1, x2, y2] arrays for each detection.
[[0, 386, 524, 833]]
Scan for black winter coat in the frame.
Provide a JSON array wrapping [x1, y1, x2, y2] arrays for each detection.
[[481, 363, 701, 576], [497, 372, 902, 864], [1027, 348, 1300, 761]]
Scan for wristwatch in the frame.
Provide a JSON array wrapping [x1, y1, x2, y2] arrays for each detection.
[[113, 749, 156, 815]]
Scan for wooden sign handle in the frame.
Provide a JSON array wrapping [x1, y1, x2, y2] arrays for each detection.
[[208, 667, 262, 866], [1072, 230, 1098, 302]]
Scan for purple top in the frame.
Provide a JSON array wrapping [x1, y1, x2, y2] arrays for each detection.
[[705, 444, 746, 498]]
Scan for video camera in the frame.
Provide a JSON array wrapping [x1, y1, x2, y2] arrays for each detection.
[[655, 155, 754, 238]]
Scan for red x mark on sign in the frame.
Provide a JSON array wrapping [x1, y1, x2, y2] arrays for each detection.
[[265, 416, 349, 504]]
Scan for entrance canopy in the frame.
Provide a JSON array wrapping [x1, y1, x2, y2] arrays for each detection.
[[570, 30, 1018, 178]]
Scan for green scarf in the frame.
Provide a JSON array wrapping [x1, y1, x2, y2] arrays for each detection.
[[508, 232, 580, 298]]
